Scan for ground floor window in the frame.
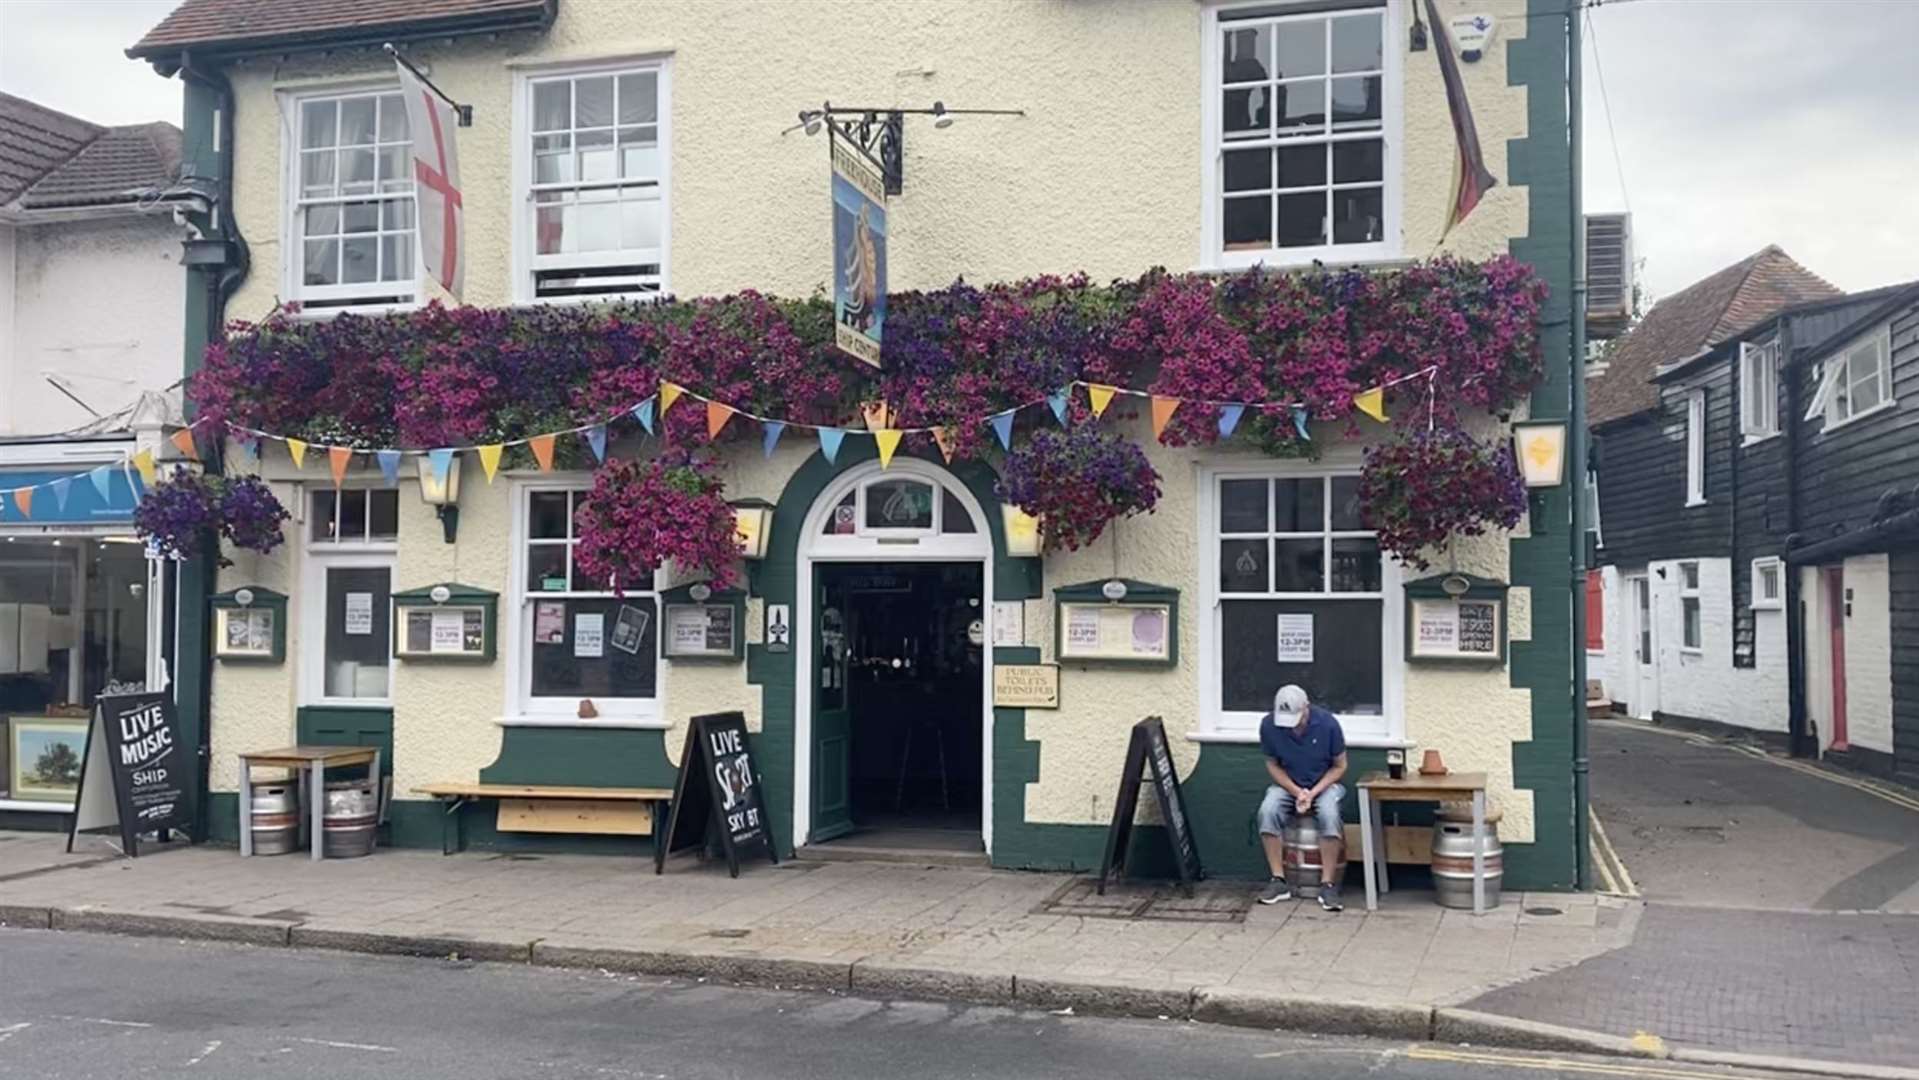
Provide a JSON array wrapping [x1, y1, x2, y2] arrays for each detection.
[[1679, 560, 1702, 652], [514, 486, 659, 719]]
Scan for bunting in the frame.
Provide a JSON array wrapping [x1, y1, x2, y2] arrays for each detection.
[[1292, 405, 1312, 440], [89, 466, 113, 501], [170, 427, 199, 461], [429, 448, 457, 488], [529, 433, 557, 471], [761, 421, 787, 459], [1352, 387, 1388, 423], [706, 401, 737, 441], [49, 477, 72, 512], [376, 449, 403, 485], [818, 427, 846, 464], [10, 487, 31, 519], [658, 381, 684, 416], [1087, 384, 1118, 418], [585, 424, 609, 463], [634, 398, 657, 435], [328, 446, 353, 487], [1218, 403, 1245, 438], [932, 426, 957, 464], [131, 450, 157, 487], [1046, 388, 1070, 426], [1150, 395, 1180, 439], [862, 401, 891, 432], [477, 443, 504, 482], [990, 410, 1016, 451], [873, 429, 903, 469], [286, 438, 308, 469]]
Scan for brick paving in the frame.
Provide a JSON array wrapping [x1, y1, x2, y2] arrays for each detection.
[[1469, 904, 1919, 1068]]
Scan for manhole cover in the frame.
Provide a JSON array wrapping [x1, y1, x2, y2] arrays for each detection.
[[1524, 906, 1563, 916], [1035, 877, 1254, 923]]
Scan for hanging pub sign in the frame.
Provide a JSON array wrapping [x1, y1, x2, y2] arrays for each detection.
[[66, 691, 192, 857], [830, 127, 887, 368], [655, 711, 779, 878], [1097, 715, 1202, 896]]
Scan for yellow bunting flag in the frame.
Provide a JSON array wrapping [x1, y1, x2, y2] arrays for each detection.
[[286, 438, 308, 469], [477, 444, 504, 483], [862, 401, 891, 431], [706, 401, 736, 441], [658, 381, 684, 416], [932, 426, 957, 464], [1352, 386, 1388, 422], [329, 446, 353, 487], [1150, 395, 1181, 439], [169, 427, 199, 460], [131, 450, 157, 486], [1086, 384, 1119, 418], [873, 428, 904, 469], [529, 433, 557, 471], [11, 487, 31, 519]]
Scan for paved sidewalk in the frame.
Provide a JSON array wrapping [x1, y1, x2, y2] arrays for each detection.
[[1, 831, 1629, 1020]]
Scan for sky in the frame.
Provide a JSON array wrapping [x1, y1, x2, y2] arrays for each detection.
[[1, 0, 1915, 305]]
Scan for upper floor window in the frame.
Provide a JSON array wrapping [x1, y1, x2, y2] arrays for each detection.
[[1678, 560, 1702, 652], [517, 60, 669, 303], [291, 90, 417, 310], [1809, 325, 1894, 430], [1685, 390, 1706, 506], [1210, 2, 1396, 267], [1739, 340, 1780, 440]]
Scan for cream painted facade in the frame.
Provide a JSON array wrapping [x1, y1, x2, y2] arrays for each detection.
[[198, 0, 1572, 874]]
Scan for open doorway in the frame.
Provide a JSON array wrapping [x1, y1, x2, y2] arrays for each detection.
[[813, 562, 984, 854]]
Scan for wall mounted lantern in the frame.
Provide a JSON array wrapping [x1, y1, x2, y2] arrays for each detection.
[[1002, 505, 1043, 558], [732, 498, 775, 560], [416, 456, 463, 543], [1512, 421, 1568, 488]]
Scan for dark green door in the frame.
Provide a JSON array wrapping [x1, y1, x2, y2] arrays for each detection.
[[812, 570, 855, 842]]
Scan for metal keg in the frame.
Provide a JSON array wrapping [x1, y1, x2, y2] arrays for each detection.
[[321, 780, 378, 858], [249, 782, 300, 856], [1281, 820, 1323, 890], [1431, 808, 1503, 910]]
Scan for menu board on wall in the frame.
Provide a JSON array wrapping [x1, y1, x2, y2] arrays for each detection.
[[1058, 602, 1171, 663], [399, 605, 488, 658], [663, 603, 737, 658], [1411, 598, 1502, 660]]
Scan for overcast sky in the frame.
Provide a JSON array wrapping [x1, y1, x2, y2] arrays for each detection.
[[2, 0, 1914, 303]]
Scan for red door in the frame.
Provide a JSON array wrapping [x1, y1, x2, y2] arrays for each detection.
[[1825, 567, 1849, 751]]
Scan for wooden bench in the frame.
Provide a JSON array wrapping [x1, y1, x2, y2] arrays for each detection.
[[414, 783, 675, 855]]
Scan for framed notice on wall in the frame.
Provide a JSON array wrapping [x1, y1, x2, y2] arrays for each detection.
[[391, 582, 497, 662], [1404, 574, 1508, 665], [660, 585, 746, 661], [1052, 579, 1179, 666]]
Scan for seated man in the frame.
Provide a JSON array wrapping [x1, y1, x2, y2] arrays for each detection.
[[1255, 684, 1349, 911]]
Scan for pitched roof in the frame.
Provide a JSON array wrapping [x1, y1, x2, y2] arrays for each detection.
[[1588, 246, 1841, 425], [0, 93, 183, 212], [128, 0, 555, 60]]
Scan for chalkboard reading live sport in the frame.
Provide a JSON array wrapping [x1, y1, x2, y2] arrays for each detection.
[[66, 691, 192, 857], [1097, 715, 1203, 895], [655, 711, 778, 877]]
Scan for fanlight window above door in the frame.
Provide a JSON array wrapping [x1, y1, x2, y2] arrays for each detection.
[[818, 477, 979, 538]]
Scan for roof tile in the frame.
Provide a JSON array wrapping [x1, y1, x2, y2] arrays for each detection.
[[129, 0, 552, 57]]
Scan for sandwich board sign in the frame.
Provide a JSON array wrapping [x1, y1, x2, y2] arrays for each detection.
[[66, 691, 192, 856], [654, 711, 778, 877], [1096, 715, 1202, 895]]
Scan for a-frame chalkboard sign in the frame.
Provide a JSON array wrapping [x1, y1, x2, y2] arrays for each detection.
[[1096, 715, 1202, 895], [654, 711, 779, 877], [66, 691, 192, 858]]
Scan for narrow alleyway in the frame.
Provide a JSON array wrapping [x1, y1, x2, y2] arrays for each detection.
[[1471, 718, 1919, 1068]]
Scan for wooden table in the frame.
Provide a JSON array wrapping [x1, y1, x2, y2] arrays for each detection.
[[238, 746, 381, 861], [1356, 771, 1491, 914]]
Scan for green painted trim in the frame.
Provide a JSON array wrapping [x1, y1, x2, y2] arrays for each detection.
[[210, 586, 288, 663], [1050, 577, 1180, 667], [295, 705, 393, 777], [478, 726, 678, 788]]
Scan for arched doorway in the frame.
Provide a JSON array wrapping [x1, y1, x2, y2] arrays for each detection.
[[793, 459, 995, 856]]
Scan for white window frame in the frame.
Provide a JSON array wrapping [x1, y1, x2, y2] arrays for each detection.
[[1584, 466, 1603, 549], [1678, 560, 1703, 653], [1684, 390, 1707, 506], [1751, 556, 1783, 611], [279, 83, 420, 313], [1195, 461, 1406, 746], [503, 478, 665, 726], [1807, 324, 1895, 431], [1739, 339, 1780, 442], [511, 55, 673, 305], [1201, 0, 1403, 270], [299, 485, 400, 707]]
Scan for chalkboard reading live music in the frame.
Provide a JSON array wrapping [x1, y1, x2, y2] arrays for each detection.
[[655, 711, 778, 878], [65, 692, 192, 857], [1097, 715, 1203, 895]]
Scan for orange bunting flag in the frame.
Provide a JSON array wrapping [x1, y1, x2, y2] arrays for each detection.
[[873, 429, 904, 469], [169, 427, 199, 460], [1352, 386, 1388, 423], [862, 401, 891, 431], [131, 450, 157, 487], [477, 444, 504, 482], [659, 381, 684, 416], [1086, 384, 1119, 418], [528, 433, 557, 471], [328, 446, 353, 487], [10, 487, 31, 519], [932, 426, 958, 464], [706, 401, 736, 441], [286, 438, 308, 469], [1150, 395, 1181, 439]]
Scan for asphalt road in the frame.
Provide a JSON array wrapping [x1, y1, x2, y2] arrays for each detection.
[[0, 929, 1822, 1080]]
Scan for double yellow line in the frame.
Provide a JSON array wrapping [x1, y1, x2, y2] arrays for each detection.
[[1408, 1046, 1749, 1079]]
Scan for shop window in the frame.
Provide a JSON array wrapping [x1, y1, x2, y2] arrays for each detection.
[[1679, 560, 1702, 652], [288, 89, 417, 311], [518, 60, 669, 302], [516, 488, 659, 718], [1210, 1, 1397, 267], [1205, 471, 1397, 741]]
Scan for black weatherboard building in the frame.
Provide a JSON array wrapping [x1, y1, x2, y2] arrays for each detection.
[[1588, 245, 1919, 785]]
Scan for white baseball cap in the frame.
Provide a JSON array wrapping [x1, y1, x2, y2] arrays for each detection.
[[1273, 684, 1309, 724]]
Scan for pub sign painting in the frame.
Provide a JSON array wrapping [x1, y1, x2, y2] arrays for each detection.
[[830, 130, 887, 368]]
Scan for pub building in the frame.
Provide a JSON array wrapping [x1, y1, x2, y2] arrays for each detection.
[[130, 0, 1588, 889]]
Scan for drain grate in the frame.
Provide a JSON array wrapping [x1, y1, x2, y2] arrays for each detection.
[[1035, 877, 1255, 923]]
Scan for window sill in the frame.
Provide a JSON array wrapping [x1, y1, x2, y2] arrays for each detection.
[[1740, 431, 1780, 447], [0, 798, 71, 813], [1751, 603, 1783, 612], [1194, 252, 1409, 277], [1822, 398, 1898, 434], [1684, 497, 1708, 508], [494, 715, 670, 730], [285, 299, 422, 321], [1184, 730, 1413, 750], [1679, 647, 1704, 656]]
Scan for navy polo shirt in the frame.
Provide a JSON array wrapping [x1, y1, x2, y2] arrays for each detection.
[[1259, 706, 1346, 789]]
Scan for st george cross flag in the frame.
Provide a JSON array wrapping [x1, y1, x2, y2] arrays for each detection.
[[396, 59, 464, 300]]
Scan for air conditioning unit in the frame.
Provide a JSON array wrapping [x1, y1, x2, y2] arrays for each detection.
[[1585, 212, 1633, 339]]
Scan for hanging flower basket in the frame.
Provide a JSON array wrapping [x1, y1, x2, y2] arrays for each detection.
[[996, 425, 1160, 552], [573, 454, 740, 592], [134, 467, 291, 565], [1357, 428, 1527, 569]]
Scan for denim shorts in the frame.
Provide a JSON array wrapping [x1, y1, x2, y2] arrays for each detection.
[[1257, 782, 1346, 838]]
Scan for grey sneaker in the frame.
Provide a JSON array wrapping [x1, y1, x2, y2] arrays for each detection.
[[1259, 877, 1294, 904], [1317, 883, 1344, 912]]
